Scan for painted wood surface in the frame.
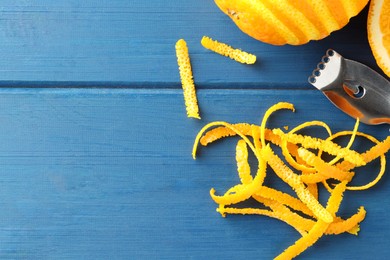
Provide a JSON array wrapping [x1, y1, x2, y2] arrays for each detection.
[[0, 1, 381, 87], [0, 1, 389, 259]]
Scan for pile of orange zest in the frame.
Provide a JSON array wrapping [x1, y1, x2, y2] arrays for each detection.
[[175, 39, 201, 119], [201, 36, 257, 64], [193, 102, 389, 259]]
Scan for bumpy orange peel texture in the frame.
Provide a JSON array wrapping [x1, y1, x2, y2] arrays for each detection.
[[214, 0, 369, 45], [368, 0, 390, 77], [175, 39, 201, 119]]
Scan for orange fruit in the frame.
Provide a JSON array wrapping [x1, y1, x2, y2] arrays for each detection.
[[368, 0, 390, 77], [214, 0, 369, 45]]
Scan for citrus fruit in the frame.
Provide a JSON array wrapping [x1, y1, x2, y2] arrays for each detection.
[[214, 0, 369, 45], [368, 0, 390, 78]]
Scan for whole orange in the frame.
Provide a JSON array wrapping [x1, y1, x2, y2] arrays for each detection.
[[215, 0, 369, 45]]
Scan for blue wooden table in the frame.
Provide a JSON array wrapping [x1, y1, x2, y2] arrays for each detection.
[[0, 1, 389, 259]]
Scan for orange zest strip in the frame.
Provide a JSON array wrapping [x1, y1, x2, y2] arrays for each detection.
[[199, 124, 282, 147], [175, 39, 201, 119], [192, 121, 256, 159], [260, 145, 333, 223], [217, 204, 310, 236], [301, 172, 328, 184], [298, 147, 355, 182], [275, 181, 348, 259], [361, 135, 390, 164], [210, 156, 267, 205], [326, 181, 348, 215], [273, 128, 366, 166], [325, 206, 366, 235], [236, 140, 253, 184], [324, 131, 388, 191], [306, 182, 319, 200], [345, 136, 390, 191], [348, 152, 385, 191], [201, 36, 257, 64], [260, 102, 295, 147], [251, 124, 262, 152], [328, 118, 360, 165], [274, 213, 330, 259], [256, 186, 314, 217], [281, 120, 332, 172], [199, 123, 252, 146], [253, 195, 314, 236], [280, 133, 316, 173], [327, 130, 379, 171], [289, 120, 332, 136]]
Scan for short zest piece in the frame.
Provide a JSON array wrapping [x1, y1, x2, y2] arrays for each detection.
[[192, 102, 389, 259], [175, 39, 201, 119], [201, 36, 257, 64]]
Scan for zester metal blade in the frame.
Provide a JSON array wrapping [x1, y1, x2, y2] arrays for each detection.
[[308, 49, 390, 125]]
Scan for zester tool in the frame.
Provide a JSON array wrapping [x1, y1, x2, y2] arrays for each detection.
[[308, 49, 390, 125]]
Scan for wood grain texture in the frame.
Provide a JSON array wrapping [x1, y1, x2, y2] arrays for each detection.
[[0, 88, 388, 259], [0, 1, 389, 259], [0, 1, 380, 88]]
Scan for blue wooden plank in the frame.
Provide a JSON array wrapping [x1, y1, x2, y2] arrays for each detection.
[[0, 88, 388, 259], [0, 1, 381, 87]]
